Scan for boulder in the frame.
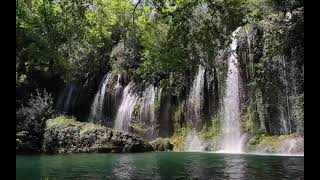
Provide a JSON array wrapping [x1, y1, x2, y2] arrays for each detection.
[[150, 138, 174, 151], [42, 116, 154, 153]]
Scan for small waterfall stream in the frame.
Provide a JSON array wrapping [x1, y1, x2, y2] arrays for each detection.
[[139, 85, 156, 124], [90, 73, 112, 123], [114, 83, 160, 138], [56, 82, 76, 114], [114, 74, 123, 107], [114, 82, 139, 131], [221, 27, 245, 153], [186, 65, 206, 126]]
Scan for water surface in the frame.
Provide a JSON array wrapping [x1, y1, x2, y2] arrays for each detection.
[[16, 152, 304, 179]]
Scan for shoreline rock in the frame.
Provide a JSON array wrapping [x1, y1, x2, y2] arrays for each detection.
[[150, 138, 174, 151], [42, 116, 154, 154]]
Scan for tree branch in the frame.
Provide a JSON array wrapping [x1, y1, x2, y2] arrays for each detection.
[[132, 0, 141, 40]]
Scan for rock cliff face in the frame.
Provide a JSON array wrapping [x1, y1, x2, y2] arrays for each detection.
[[42, 116, 154, 153], [236, 7, 304, 135]]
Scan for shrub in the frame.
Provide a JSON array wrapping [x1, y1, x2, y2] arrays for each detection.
[[16, 90, 56, 150]]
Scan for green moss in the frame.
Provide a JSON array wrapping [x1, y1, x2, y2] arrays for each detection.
[[258, 134, 280, 152], [80, 123, 105, 134], [174, 100, 185, 128], [46, 115, 75, 128], [46, 116, 105, 134], [247, 133, 300, 153], [200, 113, 223, 140], [171, 127, 191, 151], [152, 100, 161, 112], [241, 102, 261, 135], [151, 138, 173, 151], [159, 138, 171, 145]]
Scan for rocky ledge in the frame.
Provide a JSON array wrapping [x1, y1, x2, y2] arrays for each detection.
[[150, 138, 174, 151], [42, 116, 154, 153]]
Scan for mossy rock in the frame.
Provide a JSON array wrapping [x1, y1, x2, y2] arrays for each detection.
[[43, 116, 154, 154], [150, 138, 174, 151], [245, 133, 304, 154]]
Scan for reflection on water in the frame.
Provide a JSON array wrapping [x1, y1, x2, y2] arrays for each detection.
[[16, 152, 304, 180], [112, 155, 133, 179], [223, 154, 246, 179]]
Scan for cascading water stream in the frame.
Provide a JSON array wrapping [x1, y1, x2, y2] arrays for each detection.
[[220, 27, 245, 153], [139, 85, 158, 139], [90, 73, 112, 123], [114, 74, 123, 106], [114, 82, 138, 131], [56, 83, 76, 114], [186, 65, 206, 126], [141, 86, 157, 122]]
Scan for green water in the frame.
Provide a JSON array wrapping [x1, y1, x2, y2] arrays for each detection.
[[16, 152, 304, 179]]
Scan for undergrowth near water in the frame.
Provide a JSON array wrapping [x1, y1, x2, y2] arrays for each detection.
[[241, 101, 261, 135], [246, 133, 303, 153], [200, 113, 223, 140], [171, 127, 192, 151]]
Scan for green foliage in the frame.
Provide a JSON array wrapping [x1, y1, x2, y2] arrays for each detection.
[[16, 0, 299, 98], [136, 0, 251, 95], [174, 100, 185, 128], [171, 127, 192, 151], [16, 0, 304, 140], [17, 90, 55, 133], [241, 101, 261, 134], [16, 90, 55, 150], [152, 100, 161, 112], [200, 113, 223, 140]]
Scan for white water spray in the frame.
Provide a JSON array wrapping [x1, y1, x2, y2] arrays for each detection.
[[221, 27, 244, 153], [56, 83, 76, 114], [90, 73, 112, 122], [186, 65, 206, 125], [114, 74, 123, 107], [114, 82, 138, 131], [139, 85, 158, 138], [140, 85, 156, 123], [185, 131, 206, 152]]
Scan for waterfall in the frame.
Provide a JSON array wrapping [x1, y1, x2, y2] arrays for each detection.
[[221, 27, 244, 153], [114, 82, 138, 131], [90, 73, 112, 123], [280, 108, 289, 135], [56, 82, 76, 114], [140, 85, 156, 124], [185, 131, 206, 152], [139, 85, 158, 138], [186, 65, 206, 126], [114, 74, 123, 107]]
